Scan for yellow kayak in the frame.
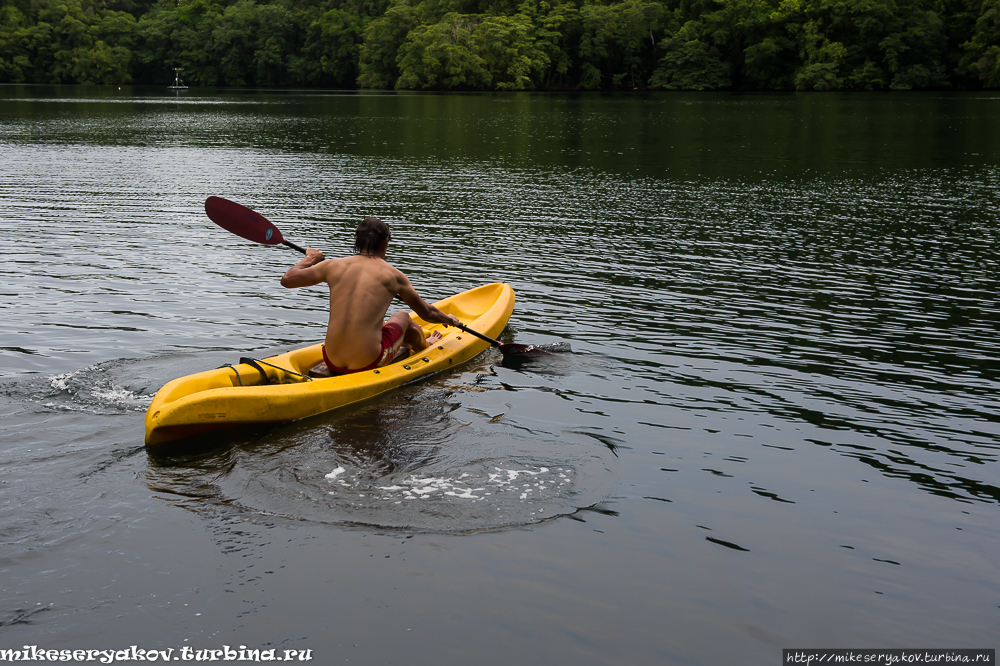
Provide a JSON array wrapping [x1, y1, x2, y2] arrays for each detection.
[[144, 282, 515, 446]]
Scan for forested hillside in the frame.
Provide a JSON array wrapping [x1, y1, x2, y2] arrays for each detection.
[[2, 0, 999, 90]]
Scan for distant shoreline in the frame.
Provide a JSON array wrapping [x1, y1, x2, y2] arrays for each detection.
[[1, 0, 997, 92]]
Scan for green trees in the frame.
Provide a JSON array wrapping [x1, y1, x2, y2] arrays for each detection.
[[131, 0, 371, 85], [963, 0, 1000, 86], [301, 7, 367, 87], [358, 5, 422, 87], [575, 0, 669, 89], [769, 0, 954, 90], [649, 20, 731, 89], [133, 0, 223, 84], [1, 0, 137, 83], [391, 12, 548, 89], [1, 0, 998, 89]]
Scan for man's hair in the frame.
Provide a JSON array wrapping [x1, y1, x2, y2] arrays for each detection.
[[354, 216, 390, 257]]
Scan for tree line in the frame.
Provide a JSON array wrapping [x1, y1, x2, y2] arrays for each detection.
[[1, 0, 999, 90]]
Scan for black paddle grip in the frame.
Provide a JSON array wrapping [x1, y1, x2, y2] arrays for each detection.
[[283, 240, 307, 254]]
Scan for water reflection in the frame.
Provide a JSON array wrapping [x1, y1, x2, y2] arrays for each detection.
[[3, 87, 999, 180]]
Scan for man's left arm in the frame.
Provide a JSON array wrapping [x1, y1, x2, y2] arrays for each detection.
[[396, 274, 461, 327], [280, 249, 326, 288]]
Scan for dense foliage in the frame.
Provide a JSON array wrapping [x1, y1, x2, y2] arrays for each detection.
[[2, 0, 999, 89]]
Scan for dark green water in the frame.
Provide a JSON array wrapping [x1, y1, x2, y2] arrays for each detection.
[[1, 86, 998, 663]]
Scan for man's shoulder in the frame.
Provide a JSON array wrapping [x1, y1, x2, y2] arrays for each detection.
[[380, 259, 405, 274], [333, 256, 406, 287], [328, 254, 379, 272], [382, 261, 411, 286]]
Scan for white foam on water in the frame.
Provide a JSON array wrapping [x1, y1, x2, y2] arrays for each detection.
[[445, 488, 481, 499], [40, 401, 88, 412], [487, 467, 550, 485], [90, 385, 153, 410], [39, 363, 151, 413], [49, 370, 83, 392], [50, 376, 70, 392], [321, 465, 573, 505], [377, 466, 571, 503], [398, 476, 486, 500]]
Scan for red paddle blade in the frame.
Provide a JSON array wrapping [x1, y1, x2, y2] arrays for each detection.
[[205, 196, 285, 246]]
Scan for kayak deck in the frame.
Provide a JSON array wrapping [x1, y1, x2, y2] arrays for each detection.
[[144, 282, 515, 446]]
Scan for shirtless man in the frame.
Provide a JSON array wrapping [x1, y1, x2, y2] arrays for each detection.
[[280, 216, 461, 376]]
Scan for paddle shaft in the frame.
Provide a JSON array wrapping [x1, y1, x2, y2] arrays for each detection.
[[283, 240, 307, 254], [452, 322, 501, 347]]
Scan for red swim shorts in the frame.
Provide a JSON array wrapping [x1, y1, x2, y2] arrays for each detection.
[[322, 322, 405, 375]]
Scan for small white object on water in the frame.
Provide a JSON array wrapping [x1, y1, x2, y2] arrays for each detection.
[[325, 466, 346, 480]]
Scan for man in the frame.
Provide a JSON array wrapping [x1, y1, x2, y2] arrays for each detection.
[[280, 216, 461, 376]]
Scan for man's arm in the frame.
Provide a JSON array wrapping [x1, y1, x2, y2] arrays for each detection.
[[396, 273, 461, 327], [280, 249, 326, 288]]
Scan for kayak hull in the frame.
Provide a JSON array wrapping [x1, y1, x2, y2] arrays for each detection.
[[144, 283, 515, 446]]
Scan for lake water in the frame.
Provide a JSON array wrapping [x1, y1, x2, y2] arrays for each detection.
[[1, 86, 998, 664]]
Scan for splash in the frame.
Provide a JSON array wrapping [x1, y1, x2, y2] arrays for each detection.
[[9, 360, 156, 414], [324, 464, 573, 505]]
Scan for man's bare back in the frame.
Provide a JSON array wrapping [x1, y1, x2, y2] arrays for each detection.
[[280, 218, 460, 373]]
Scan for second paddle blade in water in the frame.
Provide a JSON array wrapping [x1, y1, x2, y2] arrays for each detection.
[[499, 343, 547, 356]]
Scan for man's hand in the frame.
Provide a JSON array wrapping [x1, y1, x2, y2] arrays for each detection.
[[304, 248, 325, 266], [442, 314, 461, 327], [280, 249, 327, 288]]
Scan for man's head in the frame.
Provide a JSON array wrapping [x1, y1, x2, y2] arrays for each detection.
[[354, 216, 391, 257]]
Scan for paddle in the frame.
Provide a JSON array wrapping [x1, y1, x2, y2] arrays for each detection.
[[204, 196, 547, 357]]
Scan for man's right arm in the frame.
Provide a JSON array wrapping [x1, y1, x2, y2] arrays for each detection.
[[280, 249, 326, 288]]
